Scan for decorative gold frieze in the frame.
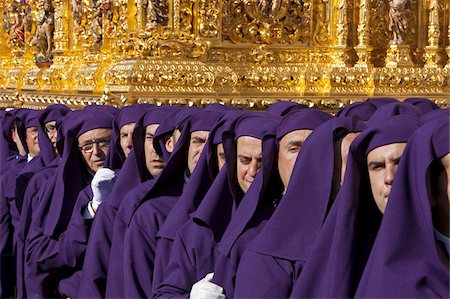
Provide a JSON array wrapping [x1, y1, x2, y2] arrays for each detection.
[[223, 0, 311, 45], [0, 0, 448, 108]]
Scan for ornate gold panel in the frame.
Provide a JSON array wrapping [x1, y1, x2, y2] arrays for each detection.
[[0, 0, 448, 110]]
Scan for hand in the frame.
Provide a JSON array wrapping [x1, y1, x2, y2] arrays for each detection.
[[190, 273, 225, 299], [90, 167, 116, 211]]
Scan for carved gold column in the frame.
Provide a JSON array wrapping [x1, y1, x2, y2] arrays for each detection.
[[332, 0, 350, 67], [54, 0, 69, 52], [355, 0, 372, 67], [424, 0, 442, 68], [446, 7, 450, 68]]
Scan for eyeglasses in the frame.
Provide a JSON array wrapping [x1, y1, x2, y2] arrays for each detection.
[[78, 137, 111, 153]]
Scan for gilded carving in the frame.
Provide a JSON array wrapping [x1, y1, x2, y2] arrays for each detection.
[[312, 0, 331, 46], [223, 0, 311, 45], [198, 0, 220, 38], [31, 0, 54, 65], [2, 1, 32, 56]]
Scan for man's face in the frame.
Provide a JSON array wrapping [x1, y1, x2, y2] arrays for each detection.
[[367, 142, 407, 214], [278, 129, 312, 189], [144, 124, 165, 177], [216, 143, 225, 171], [236, 136, 263, 193], [26, 126, 40, 157], [45, 120, 58, 152], [187, 131, 209, 174], [119, 122, 136, 158], [78, 128, 112, 172]]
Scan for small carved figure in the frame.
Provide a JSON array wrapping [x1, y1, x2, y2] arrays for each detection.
[[72, 0, 82, 26], [257, 0, 281, 18], [90, 0, 103, 51], [2, 2, 25, 48], [142, 0, 168, 28], [388, 0, 410, 44], [31, 0, 54, 62]]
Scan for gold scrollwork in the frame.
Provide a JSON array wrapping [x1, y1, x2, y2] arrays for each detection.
[[224, 0, 311, 45]]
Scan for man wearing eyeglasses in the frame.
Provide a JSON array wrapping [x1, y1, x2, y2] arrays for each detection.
[[78, 130, 112, 172]]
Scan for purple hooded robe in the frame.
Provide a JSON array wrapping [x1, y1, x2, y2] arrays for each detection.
[[288, 115, 421, 298], [104, 107, 199, 298], [25, 108, 114, 298], [234, 116, 366, 298], [355, 113, 449, 297], [404, 97, 440, 114], [77, 106, 173, 298], [152, 110, 245, 291], [153, 113, 279, 299], [212, 108, 332, 298], [122, 109, 222, 298], [14, 104, 70, 298]]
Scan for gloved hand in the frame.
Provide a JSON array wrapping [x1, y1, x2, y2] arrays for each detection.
[[190, 273, 225, 299], [90, 167, 116, 211]]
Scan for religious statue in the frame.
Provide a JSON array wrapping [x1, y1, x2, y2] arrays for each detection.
[[142, 0, 168, 28], [257, 0, 282, 18], [387, 0, 410, 44], [72, 0, 82, 27], [31, 0, 54, 63], [90, 0, 103, 51], [2, 2, 26, 49]]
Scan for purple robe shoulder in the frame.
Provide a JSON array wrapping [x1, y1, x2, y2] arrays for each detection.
[[105, 179, 155, 298], [15, 163, 59, 298], [123, 195, 179, 298], [25, 185, 93, 298], [153, 219, 218, 299]]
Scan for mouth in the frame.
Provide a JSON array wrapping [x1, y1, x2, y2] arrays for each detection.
[[151, 160, 165, 168]]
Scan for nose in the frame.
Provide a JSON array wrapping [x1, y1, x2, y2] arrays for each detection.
[[126, 135, 133, 149], [247, 159, 259, 177], [384, 163, 396, 186], [92, 142, 101, 156]]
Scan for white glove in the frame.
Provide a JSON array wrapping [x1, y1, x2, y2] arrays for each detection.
[[90, 167, 116, 211], [190, 273, 225, 299]]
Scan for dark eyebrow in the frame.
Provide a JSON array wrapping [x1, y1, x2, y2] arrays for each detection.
[[368, 161, 385, 169], [237, 155, 251, 160], [191, 136, 207, 143], [287, 140, 303, 148], [146, 133, 155, 137]]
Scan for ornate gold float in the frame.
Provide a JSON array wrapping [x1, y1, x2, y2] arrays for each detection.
[[0, 0, 448, 111]]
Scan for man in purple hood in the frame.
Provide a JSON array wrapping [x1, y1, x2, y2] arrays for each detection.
[[211, 108, 331, 298], [14, 104, 70, 298], [152, 109, 243, 292], [234, 116, 365, 298], [288, 115, 421, 298], [78, 106, 171, 298], [25, 107, 115, 298], [153, 112, 279, 298], [356, 113, 449, 297], [121, 109, 222, 298]]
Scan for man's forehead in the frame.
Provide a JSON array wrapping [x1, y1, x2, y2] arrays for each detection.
[[367, 142, 406, 160], [280, 129, 312, 144], [191, 130, 209, 138], [78, 128, 112, 141]]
